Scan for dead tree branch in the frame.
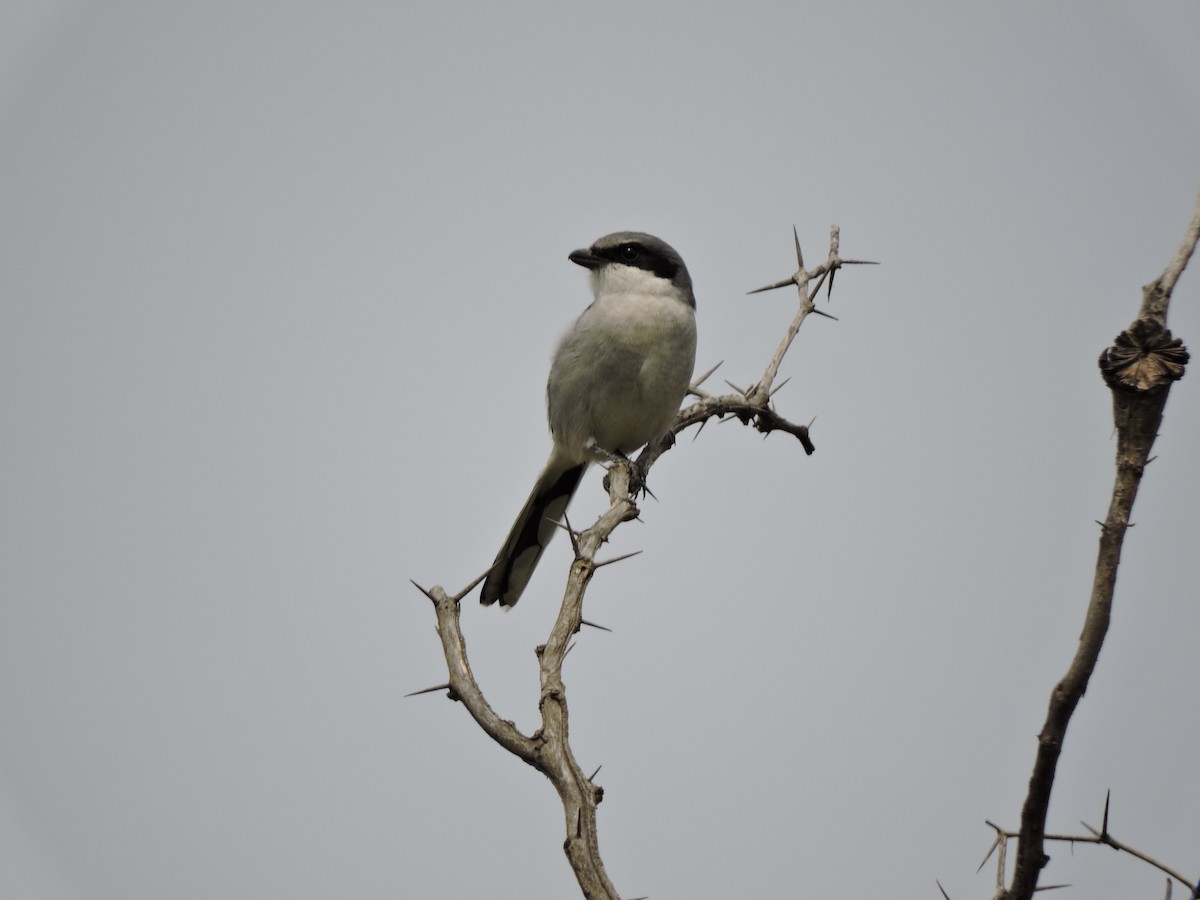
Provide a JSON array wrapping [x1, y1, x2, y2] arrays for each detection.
[[998, 186, 1197, 900], [983, 793, 1200, 897], [640, 224, 877, 469]]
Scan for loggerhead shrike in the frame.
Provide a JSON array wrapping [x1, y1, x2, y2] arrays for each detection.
[[481, 231, 698, 608]]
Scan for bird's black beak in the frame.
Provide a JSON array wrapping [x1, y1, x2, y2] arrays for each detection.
[[568, 248, 603, 270]]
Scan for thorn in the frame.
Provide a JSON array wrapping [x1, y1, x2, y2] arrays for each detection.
[[691, 419, 708, 441], [811, 307, 840, 321], [1102, 789, 1110, 836], [806, 270, 829, 303], [596, 550, 643, 569], [588, 765, 602, 782], [595, 549, 643, 571], [793, 224, 805, 270], [580, 619, 613, 633], [410, 580, 437, 603], [452, 570, 489, 603], [724, 378, 748, 395], [826, 266, 836, 300], [691, 360, 723, 388], [841, 258, 880, 266], [1034, 884, 1071, 892], [564, 641, 576, 659], [936, 879, 952, 900], [563, 512, 581, 556], [405, 682, 451, 698], [768, 376, 791, 398], [976, 835, 1002, 873], [747, 277, 796, 295]]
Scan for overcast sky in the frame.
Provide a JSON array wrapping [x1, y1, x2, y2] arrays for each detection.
[[2, 2, 1199, 898]]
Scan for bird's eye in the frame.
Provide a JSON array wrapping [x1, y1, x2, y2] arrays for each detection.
[[619, 244, 640, 261]]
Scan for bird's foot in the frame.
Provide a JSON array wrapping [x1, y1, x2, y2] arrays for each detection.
[[596, 448, 649, 498]]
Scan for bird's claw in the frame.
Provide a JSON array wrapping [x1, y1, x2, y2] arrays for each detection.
[[597, 449, 648, 498]]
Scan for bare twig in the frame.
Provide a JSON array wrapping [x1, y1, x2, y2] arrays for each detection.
[[747, 224, 877, 406], [418, 582, 541, 762], [996, 188, 1197, 900], [1078, 821, 1196, 889], [1145, 185, 1200, 316], [645, 224, 876, 462], [419, 553, 623, 897], [985, 794, 1200, 898]]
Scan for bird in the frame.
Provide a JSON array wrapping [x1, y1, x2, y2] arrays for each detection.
[[480, 231, 698, 608]]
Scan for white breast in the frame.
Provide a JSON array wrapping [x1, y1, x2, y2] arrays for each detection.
[[547, 273, 697, 462]]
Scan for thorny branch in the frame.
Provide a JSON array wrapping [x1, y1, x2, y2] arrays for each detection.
[[995, 186, 1198, 900], [414, 226, 875, 899], [640, 224, 877, 468], [980, 793, 1200, 898]]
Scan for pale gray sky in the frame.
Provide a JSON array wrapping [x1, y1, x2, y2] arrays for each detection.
[[2, 2, 1199, 898]]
